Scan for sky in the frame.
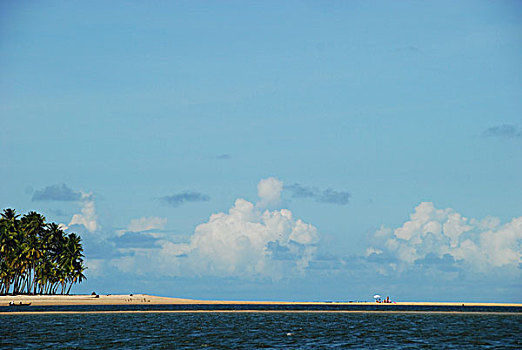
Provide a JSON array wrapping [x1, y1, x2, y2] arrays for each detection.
[[1, 0, 521, 302]]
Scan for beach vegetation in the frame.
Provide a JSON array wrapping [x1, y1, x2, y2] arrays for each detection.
[[0, 208, 86, 295]]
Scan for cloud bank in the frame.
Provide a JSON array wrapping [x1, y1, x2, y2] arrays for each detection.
[[160, 191, 210, 207], [67, 183, 519, 300], [32, 184, 83, 201], [367, 202, 522, 272], [286, 183, 350, 205]]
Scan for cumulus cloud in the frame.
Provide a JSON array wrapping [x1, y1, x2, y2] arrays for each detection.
[[32, 184, 83, 201], [110, 177, 320, 279], [257, 177, 283, 208], [482, 124, 522, 138], [68, 194, 98, 232], [286, 183, 350, 205], [186, 197, 318, 278], [368, 202, 522, 272], [160, 191, 210, 207]]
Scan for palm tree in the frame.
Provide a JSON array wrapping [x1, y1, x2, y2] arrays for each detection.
[[20, 212, 46, 294], [63, 233, 86, 294], [1, 208, 20, 222], [0, 219, 13, 294], [1, 209, 22, 294], [0, 208, 86, 295]]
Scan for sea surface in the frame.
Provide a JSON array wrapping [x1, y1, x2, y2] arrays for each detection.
[[1, 305, 521, 349]]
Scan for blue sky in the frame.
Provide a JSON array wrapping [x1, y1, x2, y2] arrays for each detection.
[[1, 0, 521, 302]]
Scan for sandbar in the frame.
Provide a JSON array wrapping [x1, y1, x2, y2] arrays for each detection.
[[0, 294, 520, 307]]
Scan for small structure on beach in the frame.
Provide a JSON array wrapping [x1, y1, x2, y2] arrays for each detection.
[[373, 294, 392, 303]]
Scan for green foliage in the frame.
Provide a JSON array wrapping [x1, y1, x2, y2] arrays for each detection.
[[0, 208, 86, 295]]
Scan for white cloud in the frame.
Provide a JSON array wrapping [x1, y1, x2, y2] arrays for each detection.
[[69, 195, 98, 232], [128, 216, 167, 232], [108, 178, 320, 279], [369, 202, 522, 271], [257, 177, 283, 208], [186, 197, 319, 278], [115, 216, 168, 237]]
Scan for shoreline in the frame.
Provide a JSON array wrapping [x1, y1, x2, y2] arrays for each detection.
[[1, 294, 521, 307], [3, 310, 521, 316]]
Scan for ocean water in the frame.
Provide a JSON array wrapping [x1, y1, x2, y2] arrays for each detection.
[[1, 307, 521, 349], [3, 303, 522, 313]]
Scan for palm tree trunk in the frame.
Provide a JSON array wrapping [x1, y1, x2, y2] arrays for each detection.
[[20, 277, 27, 294], [25, 269, 33, 294], [32, 267, 37, 295], [66, 282, 73, 295], [13, 274, 21, 294]]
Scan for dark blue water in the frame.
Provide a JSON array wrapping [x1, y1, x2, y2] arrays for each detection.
[[1, 303, 521, 313], [1, 306, 521, 349]]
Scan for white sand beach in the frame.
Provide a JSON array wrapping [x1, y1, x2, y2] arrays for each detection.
[[1, 294, 520, 307]]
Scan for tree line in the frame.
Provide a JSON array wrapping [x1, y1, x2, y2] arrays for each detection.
[[0, 208, 86, 295]]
